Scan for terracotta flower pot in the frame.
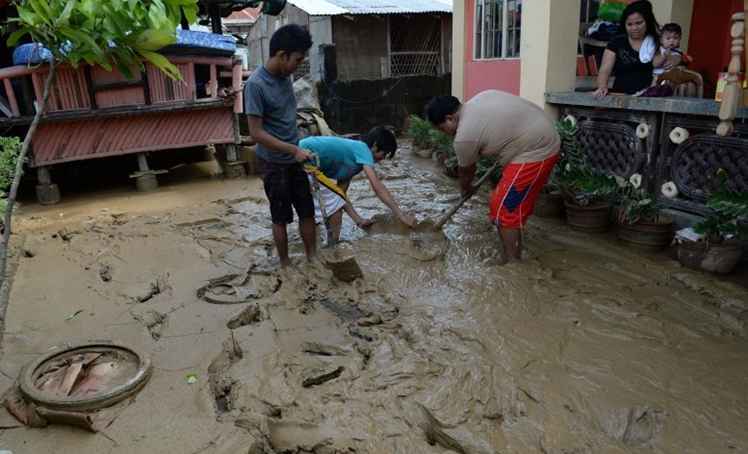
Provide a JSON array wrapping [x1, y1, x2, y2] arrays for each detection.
[[535, 189, 565, 218], [677, 240, 744, 274], [616, 218, 674, 251], [564, 201, 611, 232]]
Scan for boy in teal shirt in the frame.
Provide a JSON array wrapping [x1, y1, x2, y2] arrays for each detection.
[[300, 127, 415, 242]]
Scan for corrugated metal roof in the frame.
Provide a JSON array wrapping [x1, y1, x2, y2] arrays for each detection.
[[286, 0, 451, 16], [224, 6, 262, 24]]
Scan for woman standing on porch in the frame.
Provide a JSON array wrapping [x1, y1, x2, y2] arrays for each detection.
[[594, 1, 667, 97]]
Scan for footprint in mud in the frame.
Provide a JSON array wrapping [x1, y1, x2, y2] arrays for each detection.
[[131, 309, 167, 340], [208, 335, 243, 414]]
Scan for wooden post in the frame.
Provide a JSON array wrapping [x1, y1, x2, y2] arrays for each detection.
[[137, 153, 150, 172], [232, 58, 243, 114], [3, 79, 19, 117], [208, 64, 218, 97], [37, 167, 52, 185], [187, 62, 196, 101], [717, 11, 745, 137]]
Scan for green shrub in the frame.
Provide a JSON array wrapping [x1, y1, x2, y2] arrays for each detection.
[[407, 115, 434, 149], [0, 137, 20, 217], [694, 170, 748, 242]]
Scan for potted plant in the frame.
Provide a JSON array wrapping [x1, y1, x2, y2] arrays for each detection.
[[560, 168, 617, 232], [556, 117, 617, 231], [536, 115, 579, 219], [677, 170, 747, 274], [614, 174, 675, 250], [407, 115, 435, 158]]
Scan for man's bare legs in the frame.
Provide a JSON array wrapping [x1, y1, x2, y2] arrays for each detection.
[[272, 223, 291, 268], [299, 217, 317, 261], [498, 226, 522, 262], [273, 219, 317, 268], [326, 209, 344, 243]]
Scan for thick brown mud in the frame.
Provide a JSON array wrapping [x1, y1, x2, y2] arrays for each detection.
[[0, 146, 746, 453]]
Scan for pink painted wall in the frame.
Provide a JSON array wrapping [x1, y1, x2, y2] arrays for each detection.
[[463, 0, 522, 100]]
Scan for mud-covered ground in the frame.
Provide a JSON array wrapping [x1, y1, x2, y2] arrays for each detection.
[[0, 149, 747, 453]]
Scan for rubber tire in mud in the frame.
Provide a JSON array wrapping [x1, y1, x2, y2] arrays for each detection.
[[135, 174, 159, 192], [36, 183, 60, 205], [19, 343, 153, 412]]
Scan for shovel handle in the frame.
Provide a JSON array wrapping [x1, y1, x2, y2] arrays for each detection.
[[433, 160, 501, 230], [311, 174, 336, 247]]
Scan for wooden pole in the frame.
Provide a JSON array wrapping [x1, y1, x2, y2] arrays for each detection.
[[232, 59, 242, 114], [717, 11, 745, 136], [0, 60, 57, 323], [3, 79, 19, 117]]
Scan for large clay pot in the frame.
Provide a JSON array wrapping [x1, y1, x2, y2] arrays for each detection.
[[564, 201, 611, 232], [535, 190, 565, 218], [616, 219, 674, 251], [677, 240, 744, 274]]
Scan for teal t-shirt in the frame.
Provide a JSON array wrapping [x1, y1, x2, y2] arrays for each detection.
[[299, 136, 374, 181]]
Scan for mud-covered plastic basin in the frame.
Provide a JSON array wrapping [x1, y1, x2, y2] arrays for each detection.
[[19, 343, 152, 412]]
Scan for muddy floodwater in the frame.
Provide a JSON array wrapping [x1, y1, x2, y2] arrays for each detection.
[[0, 149, 746, 453]]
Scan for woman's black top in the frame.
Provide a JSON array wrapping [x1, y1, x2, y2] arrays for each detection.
[[606, 34, 653, 94]]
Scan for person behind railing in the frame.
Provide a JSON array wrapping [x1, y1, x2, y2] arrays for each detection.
[[594, 1, 670, 97], [652, 23, 690, 81], [637, 22, 697, 97]]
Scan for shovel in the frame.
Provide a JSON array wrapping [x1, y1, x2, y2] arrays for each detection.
[[405, 160, 501, 260], [430, 159, 502, 230], [305, 154, 348, 248]]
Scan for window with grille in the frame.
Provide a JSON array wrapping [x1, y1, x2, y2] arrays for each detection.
[[389, 15, 443, 77], [474, 0, 522, 60]]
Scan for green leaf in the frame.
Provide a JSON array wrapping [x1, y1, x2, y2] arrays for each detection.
[[133, 29, 176, 51], [79, 0, 98, 20], [6, 29, 29, 47], [57, 0, 77, 26], [28, 0, 54, 24], [181, 5, 198, 24], [59, 26, 106, 59], [17, 8, 39, 27], [137, 49, 181, 80]]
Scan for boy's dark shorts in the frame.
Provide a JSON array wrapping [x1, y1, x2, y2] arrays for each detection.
[[261, 159, 315, 225]]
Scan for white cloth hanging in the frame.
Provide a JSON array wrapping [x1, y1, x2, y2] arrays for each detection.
[[639, 35, 656, 63]]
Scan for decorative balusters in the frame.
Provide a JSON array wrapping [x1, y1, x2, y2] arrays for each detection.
[[717, 11, 745, 136]]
